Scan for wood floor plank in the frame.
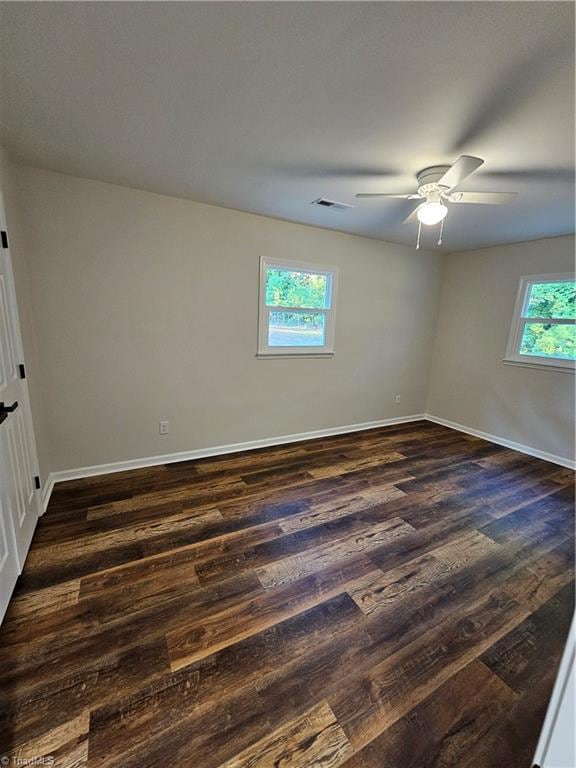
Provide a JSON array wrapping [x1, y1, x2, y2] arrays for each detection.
[[366, 505, 493, 575], [278, 485, 406, 533], [255, 517, 414, 589], [78, 546, 200, 599], [0, 571, 263, 678], [460, 586, 576, 768], [6, 711, 89, 766], [219, 700, 353, 768], [0, 422, 572, 768], [27, 508, 223, 562], [250, 529, 569, 747], [166, 555, 374, 670], [79, 520, 285, 600], [88, 594, 362, 766], [0, 637, 171, 748], [347, 553, 454, 615], [89, 683, 272, 768], [433, 528, 501, 567], [329, 590, 530, 752], [480, 581, 574, 695], [194, 445, 309, 475], [5, 579, 81, 620], [308, 451, 406, 478], [33, 499, 195, 546], [501, 537, 575, 611], [338, 660, 516, 768], [194, 502, 415, 586]]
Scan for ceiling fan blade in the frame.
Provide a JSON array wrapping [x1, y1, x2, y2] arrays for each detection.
[[274, 164, 399, 179], [402, 203, 425, 224], [450, 40, 572, 153], [355, 193, 421, 199], [437, 156, 484, 190], [450, 192, 517, 204], [481, 169, 574, 183]]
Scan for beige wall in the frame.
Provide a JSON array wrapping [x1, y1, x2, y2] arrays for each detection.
[[6, 162, 574, 476], [0, 150, 50, 480], [10, 165, 443, 473], [427, 236, 575, 463]]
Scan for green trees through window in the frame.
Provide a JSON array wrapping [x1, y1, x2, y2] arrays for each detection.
[[520, 280, 575, 360], [525, 282, 575, 319], [265, 269, 329, 309], [265, 269, 329, 343], [259, 258, 338, 354], [520, 323, 575, 359]]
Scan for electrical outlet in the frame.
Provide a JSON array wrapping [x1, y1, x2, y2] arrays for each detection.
[[394, 395, 401, 405], [159, 420, 169, 435]]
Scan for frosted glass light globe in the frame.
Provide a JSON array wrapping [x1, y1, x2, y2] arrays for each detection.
[[417, 202, 448, 226]]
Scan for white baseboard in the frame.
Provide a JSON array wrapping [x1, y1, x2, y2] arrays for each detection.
[[40, 411, 574, 513], [40, 413, 426, 511], [425, 413, 576, 470], [41, 475, 55, 514]]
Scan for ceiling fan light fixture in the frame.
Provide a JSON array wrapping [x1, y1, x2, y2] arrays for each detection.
[[354, 156, 517, 245], [417, 200, 448, 226]]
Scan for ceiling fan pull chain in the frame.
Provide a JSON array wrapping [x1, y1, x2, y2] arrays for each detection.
[[416, 220, 422, 250], [437, 217, 445, 246]]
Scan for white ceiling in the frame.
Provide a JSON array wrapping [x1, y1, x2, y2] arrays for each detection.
[[0, 2, 574, 251]]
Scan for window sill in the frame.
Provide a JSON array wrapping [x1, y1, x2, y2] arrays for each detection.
[[503, 358, 575, 374], [256, 352, 335, 359]]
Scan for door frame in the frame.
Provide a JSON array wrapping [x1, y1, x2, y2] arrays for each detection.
[[532, 616, 576, 767], [0, 184, 42, 561]]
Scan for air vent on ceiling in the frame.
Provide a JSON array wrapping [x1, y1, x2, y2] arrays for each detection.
[[311, 197, 354, 211]]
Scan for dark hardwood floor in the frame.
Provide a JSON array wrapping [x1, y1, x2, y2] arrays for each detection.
[[0, 421, 574, 768]]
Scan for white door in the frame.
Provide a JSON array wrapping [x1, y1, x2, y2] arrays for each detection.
[[533, 616, 576, 768], [0, 187, 41, 621]]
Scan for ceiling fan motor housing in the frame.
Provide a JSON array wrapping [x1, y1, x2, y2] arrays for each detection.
[[355, 156, 513, 234], [416, 165, 452, 198]]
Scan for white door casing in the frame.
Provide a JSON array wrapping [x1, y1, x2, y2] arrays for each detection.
[[0, 184, 41, 622], [533, 616, 576, 768]]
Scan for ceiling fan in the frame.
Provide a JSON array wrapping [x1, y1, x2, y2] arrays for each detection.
[[355, 155, 517, 247]]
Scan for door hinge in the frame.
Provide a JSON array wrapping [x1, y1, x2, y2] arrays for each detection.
[[18, 363, 26, 379], [1, 231, 8, 249], [34, 475, 41, 490]]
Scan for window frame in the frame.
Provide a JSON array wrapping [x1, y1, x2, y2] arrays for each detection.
[[504, 273, 575, 373], [257, 256, 339, 358]]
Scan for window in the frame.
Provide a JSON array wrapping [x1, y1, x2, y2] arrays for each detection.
[[258, 257, 338, 356], [505, 273, 575, 372]]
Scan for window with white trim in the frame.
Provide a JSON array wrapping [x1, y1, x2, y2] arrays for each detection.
[[504, 273, 575, 372], [258, 257, 338, 356]]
